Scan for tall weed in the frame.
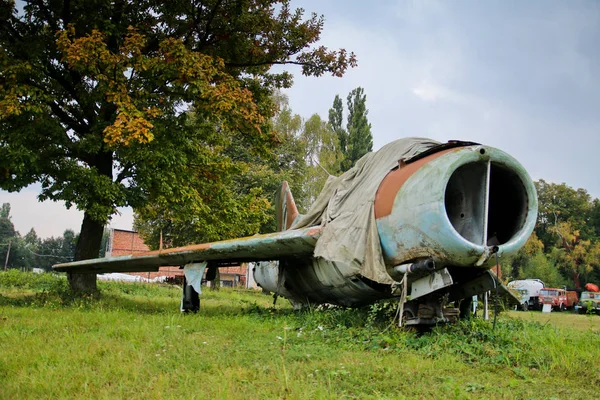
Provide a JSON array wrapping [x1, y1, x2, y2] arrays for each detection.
[[0, 269, 65, 290]]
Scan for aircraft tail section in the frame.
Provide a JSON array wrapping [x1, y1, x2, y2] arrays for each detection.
[[275, 181, 299, 231]]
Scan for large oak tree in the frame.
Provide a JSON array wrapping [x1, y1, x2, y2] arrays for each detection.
[[0, 0, 356, 291]]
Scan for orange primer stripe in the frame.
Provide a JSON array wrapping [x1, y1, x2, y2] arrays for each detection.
[[374, 148, 459, 218]]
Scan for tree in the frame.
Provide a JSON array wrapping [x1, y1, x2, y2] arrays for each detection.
[[260, 92, 309, 214], [0, 203, 11, 219], [134, 94, 309, 248], [35, 229, 77, 271], [505, 232, 544, 280], [534, 180, 593, 249], [548, 221, 600, 288], [0, 202, 31, 270], [327, 87, 372, 172], [342, 87, 372, 171], [520, 252, 566, 288], [0, 203, 16, 269], [328, 94, 346, 155], [0, 205, 15, 240], [1, 1, 356, 291], [589, 199, 600, 238], [23, 228, 40, 247], [301, 114, 342, 204]]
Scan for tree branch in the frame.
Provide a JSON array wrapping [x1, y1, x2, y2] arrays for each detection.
[[49, 101, 88, 135], [115, 164, 134, 183], [225, 60, 315, 69], [31, 0, 59, 32], [199, 0, 223, 47]]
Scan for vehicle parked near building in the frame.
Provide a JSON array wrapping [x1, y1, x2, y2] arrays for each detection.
[[575, 291, 600, 315], [538, 288, 579, 311], [507, 279, 544, 311]]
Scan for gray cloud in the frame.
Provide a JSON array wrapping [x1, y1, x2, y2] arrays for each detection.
[[284, 0, 600, 197]]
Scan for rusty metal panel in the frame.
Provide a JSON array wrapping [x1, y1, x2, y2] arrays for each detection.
[[409, 268, 454, 300], [53, 227, 322, 274]]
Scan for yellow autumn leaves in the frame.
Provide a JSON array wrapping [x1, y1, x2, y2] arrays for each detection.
[[55, 26, 263, 147]]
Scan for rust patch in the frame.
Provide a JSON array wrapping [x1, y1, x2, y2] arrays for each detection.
[[140, 227, 321, 258], [159, 243, 212, 254], [374, 148, 459, 218], [139, 243, 213, 257]]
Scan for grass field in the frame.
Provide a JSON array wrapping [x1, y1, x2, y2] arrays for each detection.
[[1, 270, 599, 399]]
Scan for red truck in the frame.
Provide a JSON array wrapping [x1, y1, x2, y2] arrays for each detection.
[[538, 288, 579, 311]]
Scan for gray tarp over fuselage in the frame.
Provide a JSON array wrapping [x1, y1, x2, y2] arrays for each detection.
[[292, 137, 440, 285]]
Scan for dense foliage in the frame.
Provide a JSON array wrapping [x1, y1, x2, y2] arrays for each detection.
[[133, 94, 311, 247], [134, 85, 375, 248], [505, 180, 600, 288], [0, 0, 356, 286]]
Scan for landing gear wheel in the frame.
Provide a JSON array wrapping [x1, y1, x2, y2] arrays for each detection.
[[400, 303, 418, 327], [402, 308, 416, 321], [401, 306, 416, 324], [522, 303, 529, 312]]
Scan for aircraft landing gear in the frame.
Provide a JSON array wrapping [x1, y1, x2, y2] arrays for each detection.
[[402, 298, 460, 326], [459, 297, 473, 319], [181, 276, 200, 313]]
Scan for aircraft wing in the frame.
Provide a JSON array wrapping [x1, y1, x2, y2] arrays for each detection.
[[53, 227, 322, 274]]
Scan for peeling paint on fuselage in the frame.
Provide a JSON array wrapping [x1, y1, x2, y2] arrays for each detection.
[[254, 257, 390, 307], [376, 145, 537, 269], [256, 144, 537, 307]]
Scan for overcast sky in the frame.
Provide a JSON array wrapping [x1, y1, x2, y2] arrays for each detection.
[[1, 0, 599, 238]]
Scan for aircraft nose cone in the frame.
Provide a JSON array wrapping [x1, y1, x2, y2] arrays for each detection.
[[376, 145, 537, 269]]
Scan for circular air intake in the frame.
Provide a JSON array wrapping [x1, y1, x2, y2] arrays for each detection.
[[444, 161, 528, 246]]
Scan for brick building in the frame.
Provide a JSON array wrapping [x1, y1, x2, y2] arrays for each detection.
[[106, 229, 182, 280], [218, 265, 247, 288], [106, 228, 255, 288]]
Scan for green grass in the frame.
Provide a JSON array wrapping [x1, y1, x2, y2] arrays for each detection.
[[1, 270, 599, 399], [508, 309, 600, 332]]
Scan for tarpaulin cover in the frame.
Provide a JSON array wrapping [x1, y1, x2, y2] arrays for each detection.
[[184, 262, 207, 294], [293, 137, 440, 284]]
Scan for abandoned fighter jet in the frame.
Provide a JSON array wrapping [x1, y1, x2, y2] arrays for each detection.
[[54, 138, 537, 325]]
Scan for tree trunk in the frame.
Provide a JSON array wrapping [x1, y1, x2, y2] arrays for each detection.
[[573, 271, 581, 289], [211, 268, 220, 291], [67, 212, 104, 293]]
